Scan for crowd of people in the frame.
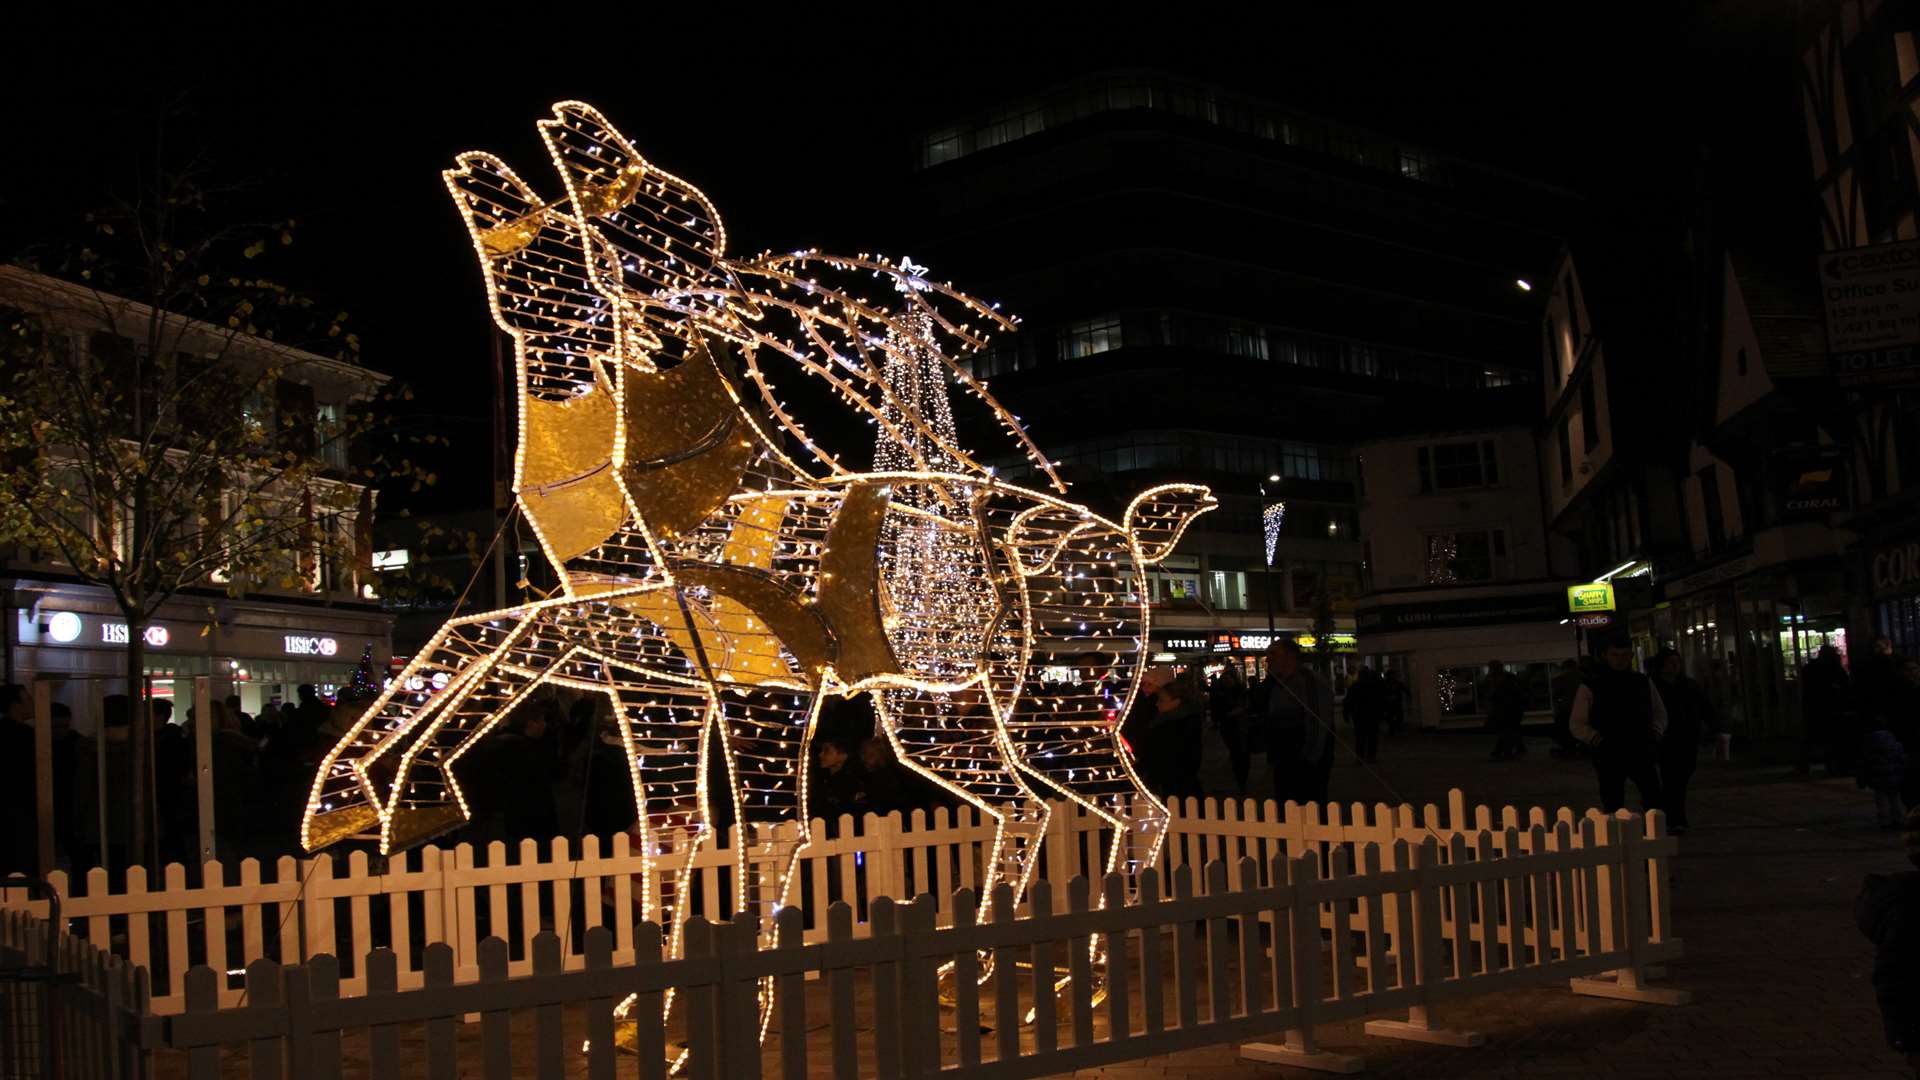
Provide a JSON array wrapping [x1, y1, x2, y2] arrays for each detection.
[[8, 630, 1916, 875], [1, 681, 366, 876]]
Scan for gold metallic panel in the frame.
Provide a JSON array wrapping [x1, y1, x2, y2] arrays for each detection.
[[817, 482, 901, 683], [302, 803, 380, 851], [620, 338, 754, 538], [384, 803, 468, 853]]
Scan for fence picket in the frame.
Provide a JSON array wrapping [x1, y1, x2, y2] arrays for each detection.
[[774, 909, 808, 1080], [869, 897, 902, 1078], [901, 898, 941, 1078], [1328, 847, 1354, 1000], [306, 954, 342, 1080], [1103, 874, 1133, 1038], [245, 959, 283, 1080], [990, 883, 1020, 1063], [531, 933, 564, 1080], [951, 888, 982, 1067], [634, 921, 668, 1080], [1360, 845, 1389, 994], [1027, 878, 1055, 1053], [1067, 876, 1095, 1047], [1528, 824, 1551, 967], [424, 944, 456, 1080], [1287, 853, 1322, 1052], [1203, 861, 1232, 1022], [1474, 831, 1499, 973], [1138, 867, 1165, 1035], [1171, 864, 1199, 1028], [184, 965, 218, 1080], [682, 918, 718, 1080], [365, 948, 400, 1075], [826, 903, 858, 1080], [478, 937, 512, 1080], [583, 929, 615, 1080]]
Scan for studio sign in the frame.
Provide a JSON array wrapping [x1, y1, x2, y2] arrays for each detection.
[[284, 634, 340, 657], [1875, 542, 1920, 596]]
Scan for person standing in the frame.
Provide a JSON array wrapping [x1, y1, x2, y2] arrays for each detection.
[[1342, 667, 1387, 763], [1650, 647, 1710, 834], [1803, 645, 1854, 777], [1208, 663, 1252, 797], [1485, 660, 1529, 761], [1550, 659, 1584, 757], [1862, 719, 1910, 831], [1860, 635, 1908, 732], [1260, 639, 1334, 806], [1570, 633, 1667, 813], [1383, 669, 1411, 735]]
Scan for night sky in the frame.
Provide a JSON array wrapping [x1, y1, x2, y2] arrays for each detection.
[[3, 7, 1808, 511]]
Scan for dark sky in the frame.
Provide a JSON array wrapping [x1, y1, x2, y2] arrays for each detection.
[[3, 6, 1812, 509]]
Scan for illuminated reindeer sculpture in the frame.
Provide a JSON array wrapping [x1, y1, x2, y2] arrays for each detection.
[[301, 100, 1213, 1036]]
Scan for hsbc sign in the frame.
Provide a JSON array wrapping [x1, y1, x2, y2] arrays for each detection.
[[284, 634, 340, 657]]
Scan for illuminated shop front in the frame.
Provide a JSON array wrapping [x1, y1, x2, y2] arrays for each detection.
[[6, 584, 391, 725]]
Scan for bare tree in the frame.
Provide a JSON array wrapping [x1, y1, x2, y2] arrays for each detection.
[[0, 162, 415, 871]]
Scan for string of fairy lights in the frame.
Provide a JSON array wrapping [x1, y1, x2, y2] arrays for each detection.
[[299, 100, 1214, 1060]]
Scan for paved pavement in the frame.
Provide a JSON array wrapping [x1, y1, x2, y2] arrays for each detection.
[[1064, 727, 1917, 1078]]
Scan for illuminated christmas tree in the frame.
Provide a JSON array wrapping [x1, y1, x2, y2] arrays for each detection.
[[872, 260, 994, 681]]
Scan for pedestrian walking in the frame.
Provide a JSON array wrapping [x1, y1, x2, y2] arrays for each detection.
[[1804, 645, 1854, 777], [1383, 668, 1411, 735], [1570, 633, 1667, 814], [1550, 659, 1583, 756], [1208, 663, 1252, 797], [1485, 659, 1529, 761], [1650, 647, 1711, 834], [1342, 666, 1387, 763], [1260, 639, 1334, 806], [1854, 805, 1920, 1076]]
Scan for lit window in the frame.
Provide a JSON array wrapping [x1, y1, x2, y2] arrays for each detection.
[[1227, 325, 1269, 360], [1398, 149, 1440, 181], [1417, 440, 1499, 491], [978, 103, 1045, 150], [1424, 529, 1508, 583], [920, 129, 963, 167], [1059, 317, 1123, 359]]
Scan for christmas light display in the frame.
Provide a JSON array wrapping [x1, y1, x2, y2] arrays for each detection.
[[298, 100, 1214, 1054], [1262, 500, 1287, 567]]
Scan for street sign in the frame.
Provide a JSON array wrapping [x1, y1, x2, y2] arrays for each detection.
[[1820, 241, 1920, 386], [1567, 582, 1615, 613]]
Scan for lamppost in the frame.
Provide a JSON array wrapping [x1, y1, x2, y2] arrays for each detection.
[[1259, 474, 1286, 638]]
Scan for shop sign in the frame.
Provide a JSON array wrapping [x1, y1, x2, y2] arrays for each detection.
[[1567, 582, 1616, 613], [372, 548, 410, 570], [1294, 632, 1357, 652], [1213, 631, 1276, 653], [284, 634, 340, 657], [1874, 540, 1920, 597], [1663, 554, 1755, 599], [1356, 591, 1567, 634], [1774, 445, 1847, 518], [1820, 240, 1920, 355], [102, 622, 170, 647], [1830, 345, 1920, 388], [1161, 636, 1209, 652], [1573, 613, 1615, 629]]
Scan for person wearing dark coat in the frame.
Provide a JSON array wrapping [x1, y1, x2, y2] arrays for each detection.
[[1208, 664, 1252, 797], [1804, 645, 1854, 777], [1383, 669, 1411, 736], [1260, 639, 1335, 806], [1855, 806, 1920, 1077], [807, 738, 870, 831], [1484, 660, 1530, 761], [1550, 659, 1584, 756], [1342, 667, 1388, 763], [1571, 634, 1667, 814], [1650, 647, 1711, 834]]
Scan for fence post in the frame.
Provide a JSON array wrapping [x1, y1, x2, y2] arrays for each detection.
[[1239, 852, 1362, 1073], [899, 897, 941, 1078], [1569, 813, 1691, 1005]]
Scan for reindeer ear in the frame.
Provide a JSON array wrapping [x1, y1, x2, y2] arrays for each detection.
[[442, 151, 618, 396], [537, 100, 732, 307], [1124, 485, 1216, 565]]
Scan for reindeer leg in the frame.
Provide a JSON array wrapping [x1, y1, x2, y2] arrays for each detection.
[[304, 598, 565, 852]]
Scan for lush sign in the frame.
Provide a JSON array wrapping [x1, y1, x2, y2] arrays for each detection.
[[1567, 583, 1615, 613]]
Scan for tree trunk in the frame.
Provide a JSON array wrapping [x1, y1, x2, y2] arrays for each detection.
[[124, 614, 150, 875]]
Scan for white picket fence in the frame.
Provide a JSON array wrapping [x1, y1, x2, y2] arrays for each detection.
[[0, 792, 1675, 1014], [63, 804, 1687, 1079]]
